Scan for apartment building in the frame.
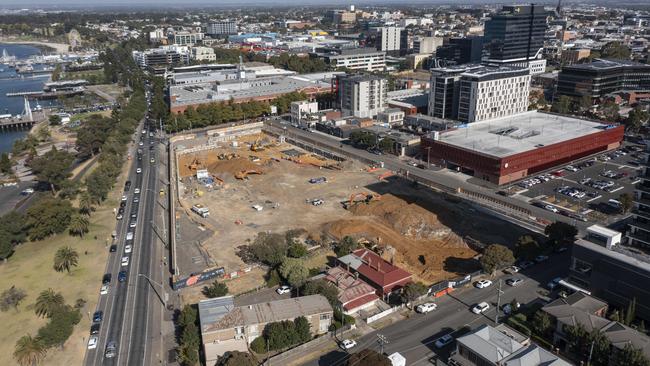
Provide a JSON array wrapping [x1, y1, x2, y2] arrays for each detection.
[[337, 74, 387, 118], [377, 26, 402, 53], [428, 65, 482, 119], [413, 36, 443, 54], [207, 20, 237, 36], [290, 100, 319, 126], [190, 46, 216, 62], [628, 144, 650, 251], [315, 48, 386, 72], [173, 31, 204, 46]]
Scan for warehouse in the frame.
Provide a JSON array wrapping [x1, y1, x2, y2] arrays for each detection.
[[420, 111, 624, 185]]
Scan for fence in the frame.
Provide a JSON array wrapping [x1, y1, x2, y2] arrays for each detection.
[[266, 324, 353, 364], [365, 304, 404, 324]]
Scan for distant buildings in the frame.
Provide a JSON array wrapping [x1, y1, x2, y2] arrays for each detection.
[[314, 48, 386, 72], [173, 31, 204, 46], [207, 20, 237, 36], [413, 36, 443, 55], [290, 100, 319, 126], [556, 59, 650, 102], [337, 74, 387, 118], [190, 47, 216, 62]]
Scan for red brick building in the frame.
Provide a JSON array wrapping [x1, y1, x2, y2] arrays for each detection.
[[421, 111, 624, 185]]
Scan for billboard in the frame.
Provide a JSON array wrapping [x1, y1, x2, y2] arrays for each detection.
[[172, 267, 225, 290]]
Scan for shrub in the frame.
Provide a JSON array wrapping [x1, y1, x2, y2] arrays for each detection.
[[250, 336, 267, 354]]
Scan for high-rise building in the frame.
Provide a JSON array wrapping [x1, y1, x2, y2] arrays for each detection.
[[413, 36, 443, 54], [207, 20, 237, 36], [377, 26, 402, 53], [337, 74, 387, 118], [628, 145, 650, 251], [314, 48, 386, 72], [428, 65, 481, 119], [435, 37, 484, 66], [173, 31, 204, 46]]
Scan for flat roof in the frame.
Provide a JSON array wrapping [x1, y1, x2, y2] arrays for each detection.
[[564, 58, 650, 71], [435, 111, 617, 158], [587, 224, 621, 239]]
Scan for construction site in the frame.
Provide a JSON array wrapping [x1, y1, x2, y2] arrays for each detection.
[[172, 127, 535, 290]]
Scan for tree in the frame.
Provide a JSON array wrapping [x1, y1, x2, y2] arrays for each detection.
[[544, 221, 578, 248], [78, 192, 94, 216], [36, 305, 81, 349], [68, 214, 89, 237], [552, 95, 572, 114], [565, 323, 590, 355], [579, 95, 593, 112], [0, 286, 27, 312], [514, 235, 540, 260], [24, 197, 74, 241], [480, 244, 515, 276], [28, 146, 74, 193], [264, 320, 296, 350], [531, 311, 552, 336], [401, 282, 428, 307], [242, 232, 288, 266], [302, 279, 339, 307], [202, 280, 229, 298], [34, 288, 65, 318], [53, 246, 79, 273], [293, 316, 312, 343], [601, 41, 631, 60], [346, 348, 392, 366], [216, 351, 256, 366], [0, 152, 12, 175], [287, 241, 307, 258], [625, 107, 650, 133], [48, 114, 61, 126], [279, 257, 309, 289], [50, 64, 62, 81], [250, 336, 267, 354], [599, 99, 620, 122], [334, 236, 358, 257], [619, 193, 634, 213], [178, 322, 200, 366], [615, 343, 650, 366], [589, 330, 612, 366], [13, 334, 47, 366]]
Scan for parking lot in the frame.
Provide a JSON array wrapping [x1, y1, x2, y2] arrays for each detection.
[[507, 143, 644, 223]]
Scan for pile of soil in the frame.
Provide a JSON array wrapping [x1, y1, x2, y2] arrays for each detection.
[[206, 157, 265, 178]]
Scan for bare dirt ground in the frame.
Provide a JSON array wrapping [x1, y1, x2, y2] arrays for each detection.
[[174, 133, 536, 290]]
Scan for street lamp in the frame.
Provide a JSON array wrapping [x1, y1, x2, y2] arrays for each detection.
[[138, 273, 167, 307]]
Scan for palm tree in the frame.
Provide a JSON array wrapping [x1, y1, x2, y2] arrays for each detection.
[[13, 334, 46, 366], [79, 192, 94, 216], [53, 246, 79, 273], [34, 288, 64, 318], [68, 214, 89, 237]]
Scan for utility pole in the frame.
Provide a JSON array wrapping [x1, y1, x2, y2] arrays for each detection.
[[377, 334, 389, 355], [587, 340, 595, 366], [495, 280, 503, 324]]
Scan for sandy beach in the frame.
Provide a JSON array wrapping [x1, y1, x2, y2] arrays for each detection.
[[0, 38, 69, 54]]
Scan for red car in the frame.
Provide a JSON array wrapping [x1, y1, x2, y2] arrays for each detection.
[[551, 170, 565, 177]]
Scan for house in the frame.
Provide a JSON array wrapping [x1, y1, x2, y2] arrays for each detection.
[[449, 324, 572, 366], [199, 295, 333, 364], [542, 292, 650, 364], [337, 248, 412, 300], [324, 266, 380, 314]]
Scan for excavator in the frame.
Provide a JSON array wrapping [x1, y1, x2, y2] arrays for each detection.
[[250, 136, 265, 152], [343, 192, 381, 209], [187, 157, 202, 172], [235, 170, 263, 180]]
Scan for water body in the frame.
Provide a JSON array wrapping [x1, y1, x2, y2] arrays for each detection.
[[0, 43, 52, 153]]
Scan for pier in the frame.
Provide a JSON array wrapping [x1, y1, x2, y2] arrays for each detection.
[[0, 118, 37, 131]]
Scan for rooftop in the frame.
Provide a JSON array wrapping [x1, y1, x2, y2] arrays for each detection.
[[338, 248, 412, 289], [563, 59, 650, 71], [434, 111, 619, 158], [457, 324, 525, 363], [576, 237, 650, 267]]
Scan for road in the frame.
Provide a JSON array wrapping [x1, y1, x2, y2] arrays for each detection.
[[305, 252, 570, 366], [83, 88, 167, 365], [264, 120, 590, 233]]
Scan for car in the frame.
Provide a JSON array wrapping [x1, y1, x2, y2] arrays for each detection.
[[119, 201, 126, 208], [109, 245, 117, 253], [138, 141, 144, 146], [126, 232, 134, 241], [93, 311, 103, 323], [136, 168, 142, 174], [518, 260, 534, 269], [435, 334, 454, 348], [134, 188, 140, 194], [121, 195, 127, 201], [544, 205, 559, 213], [475, 279, 493, 289], [506, 278, 524, 287], [472, 302, 490, 314], [504, 266, 520, 274], [116, 213, 123, 220], [131, 212, 137, 219], [102, 273, 112, 284], [129, 221, 137, 228], [340, 339, 357, 350], [124, 244, 132, 254], [87, 336, 98, 350], [565, 165, 579, 172], [150, 158, 155, 163], [105, 341, 117, 359], [118, 270, 127, 282], [276, 285, 291, 295], [416, 303, 438, 313], [121, 256, 130, 267], [534, 255, 549, 263], [100, 284, 109, 295], [547, 277, 563, 290], [90, 323, 100, 335], [133, 196, 139, 203], [502, 302, 520, 315]]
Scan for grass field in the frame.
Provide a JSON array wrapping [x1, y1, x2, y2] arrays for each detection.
[[0, 166, 129, 365]]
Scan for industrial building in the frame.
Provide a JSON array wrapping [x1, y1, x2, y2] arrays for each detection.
[[420, 111, 624, 185]]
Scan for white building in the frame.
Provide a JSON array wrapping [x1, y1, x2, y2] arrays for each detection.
[[290, 100, 319, 127], [377, 108, 405, 126], [190, 47, 216, 62], [337, 74, 387, 118], [149, 28, 165, 42], [317, 48, 386, 72], [207, 20, 237, 36], [378, 26, 402, 52], [174, 31, 204, 46], [413, 36, 443, 54]]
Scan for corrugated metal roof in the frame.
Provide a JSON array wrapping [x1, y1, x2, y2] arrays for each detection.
[[198, 296, 235, 331]]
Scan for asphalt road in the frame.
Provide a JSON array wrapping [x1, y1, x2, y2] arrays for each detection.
[[305, 252, 571, 366]]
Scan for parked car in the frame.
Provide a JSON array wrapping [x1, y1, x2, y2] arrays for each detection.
[[340, 339, 357, 350], [544, 205, 559, 213], [90, 323, 100, 335], [434, 334, 454, 348], [534, 255, 549, 263], [547, 277, 563, 290], [506, 278, 524, 287], [124, 244, 132, 254], [93, 311, 103, 323], [475, 280, 493, 289], [504, 266, 520, 274], [276, 285, 291, 295], [565, 165, 579, 172], [118, 270, 127, 282], [87, 336, 98, 350], [109, 245, 117, 253], [121, 256, 130, 267], [416, 303, 438, 313], [472, 302, 490, 314], [136, 168, 142, 174], [100, 284, 109, 295], [102, 273, 112, 284], [518, 261, 534, 269]]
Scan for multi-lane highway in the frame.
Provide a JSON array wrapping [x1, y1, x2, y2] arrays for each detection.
[[83, 88, 166, 366]]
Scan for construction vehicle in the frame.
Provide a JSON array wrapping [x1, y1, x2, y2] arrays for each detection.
[[187, 157, 202, 172], [192, 204, 210, 218], [344, 192, 381, 209], [250, 136, 265, 152], [235, 170, 263, 180]]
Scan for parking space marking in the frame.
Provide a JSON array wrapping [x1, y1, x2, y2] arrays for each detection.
[[631, 179, 641, 185], [587, 195, 602, 203], [609, 187, 624, 193], [515, 189, 528, 195]]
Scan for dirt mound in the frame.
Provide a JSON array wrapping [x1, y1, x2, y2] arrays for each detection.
[[206, 157, 264, 178]]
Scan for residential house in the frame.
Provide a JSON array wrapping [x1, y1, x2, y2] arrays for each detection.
[[324, 266, 380, 314]]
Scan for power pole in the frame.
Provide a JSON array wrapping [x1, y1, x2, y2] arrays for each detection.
[[377, 334, 389, 355], [495, 280, 503, 324], [587, 340, 595, 366]]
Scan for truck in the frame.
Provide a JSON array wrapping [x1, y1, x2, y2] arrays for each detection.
[[192, 204, 210, 218]]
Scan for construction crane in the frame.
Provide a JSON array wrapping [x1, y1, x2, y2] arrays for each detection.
[[344, 192, 381, 209], [235, 170, 263, 180]]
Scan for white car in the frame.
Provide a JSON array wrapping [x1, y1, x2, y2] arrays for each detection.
[[475, 280, 493, 289], [504, 266, 520, 274], [276, 285, 291, 295], [100, 284, 109, 295], [121, 195, 127, 201], [472, 302, 490, 314], [341, 339, 357, 350], [138, 141, 143, 146], [121, 256, 130, 267], [416, 303, 437, 313], [434, 334, 454, 348], [545, 205, 559, 213], [126, 232, 133, 241], [129, 221, 137, 228], [87, 336, 98, 350], [124, 244, 132, 254], [565, 165, 579, 172], [136, 168, 142, 174], [134, 188, 140, 194]]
